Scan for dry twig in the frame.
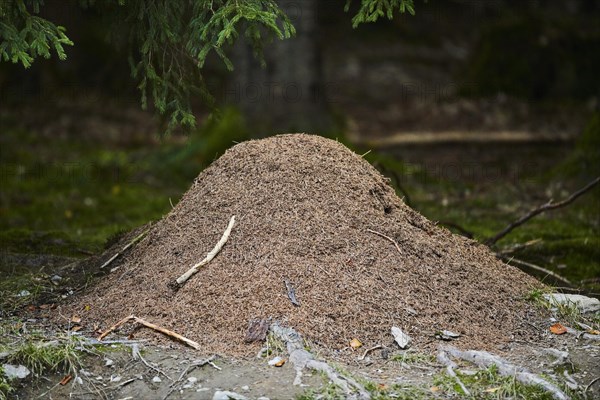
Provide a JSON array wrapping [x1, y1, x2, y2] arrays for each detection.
[[366, 229, 402, 255], [100, 228, 150, 270], [174, 215, 236, 288], [162, 355, 217, 400], [498, 256, 572, 286], [98, 315, 201, 350], [485, 177, 600, 246], [131, 343, 171, 381], [358, 345, 383, 361]]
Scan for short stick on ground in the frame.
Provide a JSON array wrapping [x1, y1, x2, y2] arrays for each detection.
[[358, 344, 383, 361], [131, 343, 171, 381], [174, 215, 236, 287], [97, 314, 135, 341], [366, 228, 402, 255], [98, 314, 201, 350]]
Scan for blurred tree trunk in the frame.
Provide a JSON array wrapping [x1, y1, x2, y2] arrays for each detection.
[[228, 0, 333, 135]]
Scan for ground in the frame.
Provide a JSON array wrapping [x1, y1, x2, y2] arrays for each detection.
[[1, 100, 599, 399]]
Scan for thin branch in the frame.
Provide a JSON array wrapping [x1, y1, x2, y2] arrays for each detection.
[[131, 343, 171, 381], [485, 177, 600, 246], [585, 376, 600, 394], [358, 344, 383, 361], [498, 255, 572, 286], [100, 228, 150, 270], [98, 315, 201, 350], [173, 215, 235, 288], [366, 228, 402, 255]]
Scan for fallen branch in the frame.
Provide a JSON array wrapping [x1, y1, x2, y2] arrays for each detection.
[[100, 228, 150, 270], [366, 229, 402, 255], [498, 256, 572, 286], [98, 314, 201, 350], [163, 355, 217, 400], [441, 346, 568, 400], [485, 177, 600, 246], [131, 343, 171, 381], [173, 215, 236, 288], [270, 323, 370, 400]]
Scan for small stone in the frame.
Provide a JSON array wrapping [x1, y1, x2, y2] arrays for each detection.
[[75, 377, 83, 385], [187, 376, 198, 383], [391, 326, 411, 349], [256, 397, 270, 400], [104, 358, 114, 367], [110, 375, 122, 382], [17, 290, 30, 297], [2, 364, 30, 380], [241, 385, 249, 391], [213, 390, 248, 400], [183, 384, 192, 389], [152, 376, 162, 383], [96, 376, 103, 381], [50, 275, 62, 283]]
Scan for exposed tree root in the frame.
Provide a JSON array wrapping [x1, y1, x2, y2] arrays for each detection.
[[440, 346, 569, 400], [270, 323, 370, 400]]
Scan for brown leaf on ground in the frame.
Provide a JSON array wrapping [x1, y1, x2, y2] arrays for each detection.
[[550, 323, 567, 335]]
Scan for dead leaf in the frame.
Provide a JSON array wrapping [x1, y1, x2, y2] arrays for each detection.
[[430, 386, 440, 392], [550, 323, 567, 335], [274, 359, 286, 367], [485, 387, 500, 393], [26, 305, 37, 312], [350, 338, 363, 350], [587, 329, 600, 335], [71, 326, 82, 332], [71, 316, 82, 324], [59, 374, 72, 386], [84, 305, 91, 311]]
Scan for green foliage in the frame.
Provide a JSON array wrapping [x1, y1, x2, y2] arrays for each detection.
[[345, 0, 416, 28], [1, 0, 419, 132], [0, 0, 73, 67], [7, 339, 82, 376], [0, 365, 14, 400], [122, 0, 296, 133]]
